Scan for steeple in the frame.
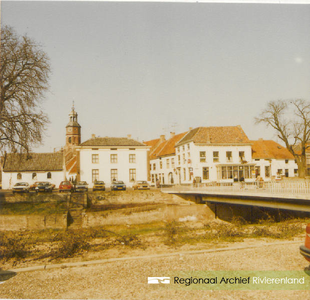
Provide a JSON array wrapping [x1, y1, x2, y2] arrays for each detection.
[[65, 103, 81, 148]]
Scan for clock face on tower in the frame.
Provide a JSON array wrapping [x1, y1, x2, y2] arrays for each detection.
[[68, 128, 72, 132]]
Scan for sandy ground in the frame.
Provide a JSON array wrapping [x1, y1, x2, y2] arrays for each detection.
[[1, 239, 310, 300]]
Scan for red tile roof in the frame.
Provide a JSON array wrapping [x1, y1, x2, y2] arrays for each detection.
[[251, 140, 294, 160], [144, 132, 188, 159], [178, 126, 250, 145], [157, 132, 188, 157]]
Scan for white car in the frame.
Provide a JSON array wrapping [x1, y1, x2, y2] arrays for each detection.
[[12, 182, 30, 194]]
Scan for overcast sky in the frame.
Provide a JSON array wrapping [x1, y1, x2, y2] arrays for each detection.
[[2, 1, 310, 152]]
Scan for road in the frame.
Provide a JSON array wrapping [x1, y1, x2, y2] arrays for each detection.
[[1, 241, 310, 299]]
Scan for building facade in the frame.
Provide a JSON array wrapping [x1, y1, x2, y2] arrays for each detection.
[[77, 136, 150, 187], [2, 152, 64, 189], [146, 126, 257, 185], [251, 139, 298, 180]]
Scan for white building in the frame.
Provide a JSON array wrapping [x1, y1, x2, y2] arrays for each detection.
[[251, 139, 298, 180], [77, 136, 150, 187], [146, 126, 256, 184], [174, 126, 256, 184], [2, 152, 65, 189], [145, 132, 188, 185]]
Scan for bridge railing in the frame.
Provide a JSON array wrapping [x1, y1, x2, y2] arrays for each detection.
[[161, 181, 310, 195]]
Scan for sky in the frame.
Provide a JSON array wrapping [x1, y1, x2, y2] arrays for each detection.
[[2, 1, 310, 152]]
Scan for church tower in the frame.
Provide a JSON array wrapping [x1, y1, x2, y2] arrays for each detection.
[[65, 103, 81, 149]]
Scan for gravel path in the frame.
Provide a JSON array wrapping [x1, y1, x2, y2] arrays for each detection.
[[1, 241, 310, 299]]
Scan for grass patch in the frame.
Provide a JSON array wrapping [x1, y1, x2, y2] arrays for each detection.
[[0, 201, 68, 215], [0, 219, 307, 264]]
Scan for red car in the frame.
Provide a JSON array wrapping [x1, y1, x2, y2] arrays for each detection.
[[59, 181, 74, 193], [300, 223, 310, 262]]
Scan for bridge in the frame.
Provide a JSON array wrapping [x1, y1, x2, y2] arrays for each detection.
[[161, 181, 310, 220]]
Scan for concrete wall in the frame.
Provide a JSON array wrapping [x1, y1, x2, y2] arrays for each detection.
[[82, 203, 215, 227], [0, 214, 67, 231]]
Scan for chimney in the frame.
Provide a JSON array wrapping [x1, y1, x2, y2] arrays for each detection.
[[160, 135, 165, 143], [170, 132, 175, 139], [206, 132, 211, 144], [127, 134, 132, 139], [91, 134, 96, 139]]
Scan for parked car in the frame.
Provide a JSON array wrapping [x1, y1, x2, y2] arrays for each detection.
[[93, 181, 105, 191], [35, 181, 55, 193], [12, 182, 30, 194], [59, 181, 74, 193], [30, 181, 40, 190], [111, 181, 126, 191], [75, 181, 88, 192], [300, 223, 310, 262], [133, 181, 150, 190]]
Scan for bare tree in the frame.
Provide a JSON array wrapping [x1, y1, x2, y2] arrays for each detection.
[[256, 99, 310, 177], [0, 25, 50, 153]]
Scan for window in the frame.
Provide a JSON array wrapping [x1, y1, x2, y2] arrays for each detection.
[[32, 173, 37, 180], [277, 169, 283, 175], [265, 166, 270, 178], [129, 154, 136, 163], [255, 166, 261, 177], [160, 161, 163, 169], [68, 137, 72, 144], [285, 159, 289, 164], [110, 154, 117, 163], [129, 169, 136, 182], [47, 172, 52, 179], [227, 166, 233, 179], [92, 154, 99, 163], [213, 151, 219, 162], [153, 163, 156, 170], [17, 173, 22, 180], [183, 153, 186, 164], [171, 158, 175, 167], [200, 151, 206, 162], [239, 151, 245, 161], [187, 144, 190, 150], [166, 159, 170, 169], [183, 168, 186, 181], [285, 169, 289, 177], [182, 145, 185, 151], [188, 152, 190, 158], [111, 169, 118, 182], [178, 147, 180, 152], [178, 155, 181, 165], [151, 174, 155, 183], [92, 169, 99, 182], [203, 167, 209, 180], [226, 151, 232, 161]]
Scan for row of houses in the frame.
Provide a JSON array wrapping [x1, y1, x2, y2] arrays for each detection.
[[145, 126, 298, 186], [1, 107, 298, 189]]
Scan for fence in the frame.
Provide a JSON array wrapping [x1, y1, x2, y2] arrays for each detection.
[[162, 181, 310, 197]]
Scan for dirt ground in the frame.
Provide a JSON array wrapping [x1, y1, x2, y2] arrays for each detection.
[[1, 237, 310, 300], [1, 191, 310, 299]]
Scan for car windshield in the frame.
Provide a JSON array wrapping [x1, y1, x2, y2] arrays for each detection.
[[61, 181, 71, 185], [116, 181, 124, 184], [138, 181, 147, 184], [15, 182, 27, 186], [95, 181, 104, 184], [77, 181, 87, 185], [38, 182, 48, 186]]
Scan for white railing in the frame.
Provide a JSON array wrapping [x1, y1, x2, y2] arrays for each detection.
[[161, 181, 310, 196]]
